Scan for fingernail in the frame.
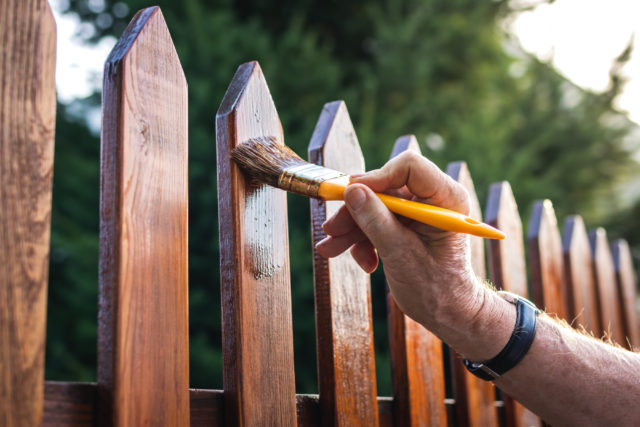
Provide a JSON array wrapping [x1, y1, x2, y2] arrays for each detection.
[[345, 186, 366, 211], [349, 173, 365, 181]]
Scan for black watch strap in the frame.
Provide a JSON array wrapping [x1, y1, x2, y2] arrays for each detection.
[[463, 291, 540, 381]]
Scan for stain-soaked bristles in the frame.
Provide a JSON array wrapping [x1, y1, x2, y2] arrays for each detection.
[[231, 136, 346, 198], [231, 136, 307, 187]]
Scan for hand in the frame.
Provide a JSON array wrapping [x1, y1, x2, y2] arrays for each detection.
[[315, 151, 485, 329]]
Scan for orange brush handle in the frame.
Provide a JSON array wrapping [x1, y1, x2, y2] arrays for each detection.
[[318, 178, 505, 240]]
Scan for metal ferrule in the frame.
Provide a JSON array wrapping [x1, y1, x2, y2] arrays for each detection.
[[278, 164, 346, 198]]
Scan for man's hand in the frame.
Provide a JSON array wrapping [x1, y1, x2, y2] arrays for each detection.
[[317, 151, 640, 426], [315, 151, 484, 328]]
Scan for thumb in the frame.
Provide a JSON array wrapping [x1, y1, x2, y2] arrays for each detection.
[[343, 184, 407, 259]]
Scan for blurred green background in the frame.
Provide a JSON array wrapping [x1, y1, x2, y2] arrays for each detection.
[[47, 0, 640, 396]]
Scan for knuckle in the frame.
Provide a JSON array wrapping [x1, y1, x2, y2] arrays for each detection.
[[399, 150, 422, 162]]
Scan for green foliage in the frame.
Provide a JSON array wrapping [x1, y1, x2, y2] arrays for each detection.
[[48, 0, 638, 396], [47, 101, 100, 381]]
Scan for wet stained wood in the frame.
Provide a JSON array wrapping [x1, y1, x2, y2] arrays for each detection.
[[527, 200, 569, 320], [611, 239, 640, 349], [308, 101, 379, 426], [43, 382, 97, 426], [589, 228, 626, 345], [485, 182, 541, 427], [189, 389, 225, 427], [446, 162, 498, 427], [43, 383, 397, 426], [98, 7, 190, 425], [216, 61, 296, 425], [385, 136, 446, 427], [562, 216, 600, 334], [0, 1, 56, 425]]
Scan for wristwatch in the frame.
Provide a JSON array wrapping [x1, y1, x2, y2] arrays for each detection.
[[462, 291, 540, 381]]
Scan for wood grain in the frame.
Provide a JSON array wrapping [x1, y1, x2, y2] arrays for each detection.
[[385, 136, 447, 427], [98, 7, 190, 426], [43, 383, 399, 426], [0, 0, 56, 425], [446, 162, 498, 427], [308, 101, 379, 426], [611, 239, 640, 349], [43, 382, 96, 427], [562, 216, 600, 334], [527, 200, 568, 320], [485, 182, 541, 427], [216, 61, 296, 425], [589, 228, 625, 345]]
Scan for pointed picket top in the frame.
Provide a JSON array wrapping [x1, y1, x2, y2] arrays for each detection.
[[105, 7, 186, 87], [485, 182, 528, 297], [485, 182, 540, 427], [527, 200, 568, 319], [611, 239, 640, 349], [390, 134, 420, 159], [386, 136, 447, 427], [308, 100, 379, 426], [562, 216, 600, 334], [0, 0, 56, 425], [589, 228, 626, 344], [447, 162, 486, 281], [446, 162, 498, 427], [98, 6, 190, 426], [309, 100, 365, 175], [215, 61, 296, 425]]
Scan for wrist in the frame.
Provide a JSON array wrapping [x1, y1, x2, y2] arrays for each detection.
[[431, 283, 516, 362]]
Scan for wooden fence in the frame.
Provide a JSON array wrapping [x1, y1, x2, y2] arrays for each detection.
[[1, 3, 639, 426]]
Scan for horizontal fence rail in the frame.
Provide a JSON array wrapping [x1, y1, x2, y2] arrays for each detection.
[[0, 3, 638, 426]]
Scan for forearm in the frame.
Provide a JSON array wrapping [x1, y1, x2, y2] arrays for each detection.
[[318, 158, 640, 425], [429, 284, 640, 426]]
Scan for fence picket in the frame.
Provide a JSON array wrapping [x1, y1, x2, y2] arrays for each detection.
[[527, 200, 569, 320], [611, 239, 640, 349], [446, 162, 498, 427], [98, 7, 190, 425], [485, 182, 541, 427], [216, 61, 297, 425], [0, 1, 57, 425], [308, 101, 379, 426], [385, 136, 447, 427], [589, 228, 626, 344], [562, 216, 600, 334]]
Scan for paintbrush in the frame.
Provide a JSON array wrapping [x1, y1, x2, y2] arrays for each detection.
[[231, 136, 505, 240]]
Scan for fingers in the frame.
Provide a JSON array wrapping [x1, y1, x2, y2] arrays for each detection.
[[316, 203, 379, 273], [315, 227, 368, 258], [350, 151, 470, 215], [322, 204, 356, 236], [342, 184, 411, 259], [350, 240, 378, 273]]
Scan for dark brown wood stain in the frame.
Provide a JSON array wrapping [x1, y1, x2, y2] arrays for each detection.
[[98, 7, 190, 425], [216, 61, 296, 425], [308, 100, 379, 426]]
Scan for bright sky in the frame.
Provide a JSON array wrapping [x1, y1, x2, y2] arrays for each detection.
[[509, 0, 640, 124], [53, 0, 640, 125]]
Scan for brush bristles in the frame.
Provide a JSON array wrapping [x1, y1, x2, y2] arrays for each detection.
[[231, 136, 308, 186]]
